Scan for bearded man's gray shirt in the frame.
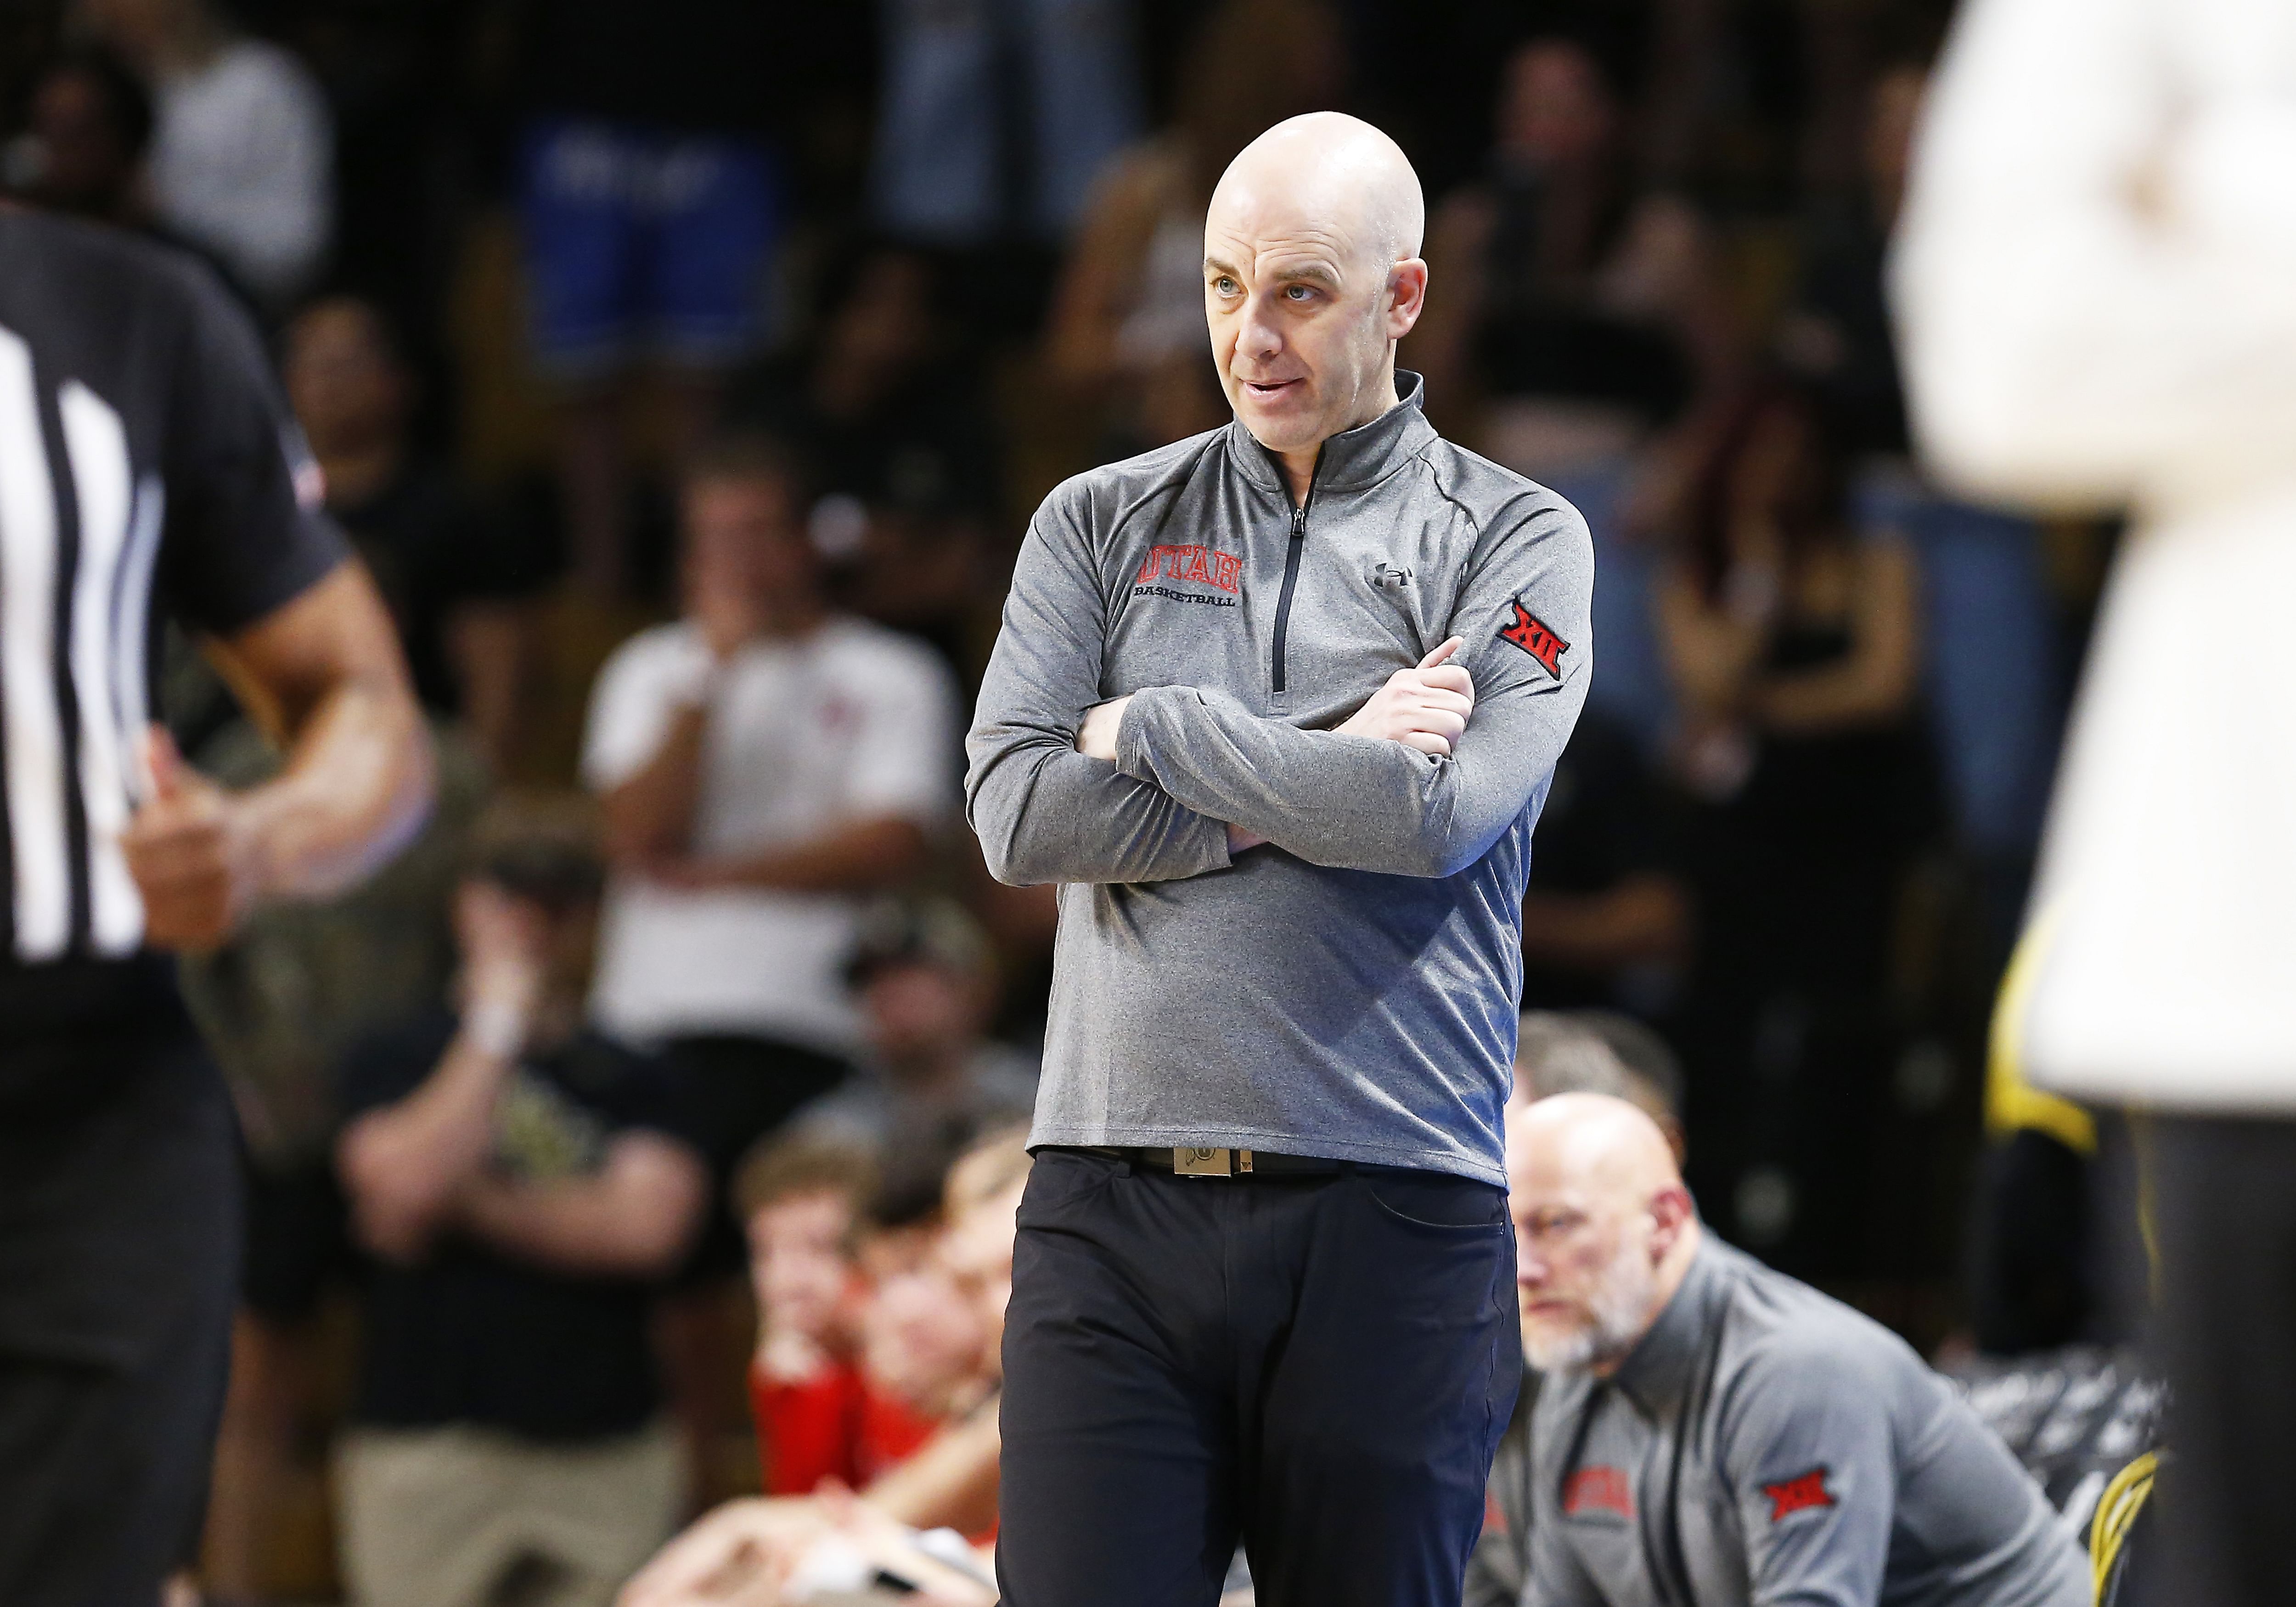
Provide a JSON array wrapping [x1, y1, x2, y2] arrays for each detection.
[[1528, 1237, 2092, 1607]]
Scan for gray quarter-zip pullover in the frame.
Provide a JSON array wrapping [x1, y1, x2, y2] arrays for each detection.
[[964, 376, 1592, 1183], [1529, 1238, 2092, 1607]]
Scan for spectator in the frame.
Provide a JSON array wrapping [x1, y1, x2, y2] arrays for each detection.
[[84, 0, 333, 311], [284, 295, 551, 774], [1045, 0, 1343, 455], [179, 724, 489, 1604], [621, 1134, 1030, 1607], [1654, 377, 1928, 1275], [723, 245, 1002, 680], [1784, 61, 2062, 946], [6, 46, 153, 225], [736, 1136, 940, 1498], [793, 898, 1038, 1220], [332, 814, 709, 1607], [1518, 709, 1691, 1017], [1405, 35, 1739, 754], [1406, 36, 1728, 454], [513, 0, 787, 596], [582, 434, 962, 1265]]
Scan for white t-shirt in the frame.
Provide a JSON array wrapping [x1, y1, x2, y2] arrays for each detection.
[[150, 40, 333, 305], [582, 617, 960, 1050]]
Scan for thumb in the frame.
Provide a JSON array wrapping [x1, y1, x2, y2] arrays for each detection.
[[140, 724, 189, 805], [1418, 635, 1465, 670]]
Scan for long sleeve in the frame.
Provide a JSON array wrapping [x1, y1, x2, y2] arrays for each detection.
[[1891, 0, 2296, 511], [964, 487, 1232, 887], [1114, 497, 1592, 880], [1721, 1345, 1896, 1607]]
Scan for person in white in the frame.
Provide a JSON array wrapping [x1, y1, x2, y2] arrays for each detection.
[[583, 433, 958, 1209], [1893, 2, 2296, 1601], [84, 0, 333, 309]]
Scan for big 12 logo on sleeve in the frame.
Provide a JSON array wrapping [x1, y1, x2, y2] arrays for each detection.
[[1499, 600, 1569, 678]]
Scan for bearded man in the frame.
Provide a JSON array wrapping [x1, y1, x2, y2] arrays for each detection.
[[1508, 1094, 2089, 1607], [966, 111, 1593, 1607]]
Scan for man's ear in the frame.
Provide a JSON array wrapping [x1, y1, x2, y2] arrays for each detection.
[[1648, 1184, 1694, 1259], [1386, 258, 1429, 339]]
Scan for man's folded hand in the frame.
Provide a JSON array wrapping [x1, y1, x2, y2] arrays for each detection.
[[1335, 636, 1474, 755]]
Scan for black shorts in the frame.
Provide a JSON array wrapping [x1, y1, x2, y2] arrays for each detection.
[[0, 1018, 241, 1607]]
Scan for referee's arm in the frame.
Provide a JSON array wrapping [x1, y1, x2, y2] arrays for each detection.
[[124, 558, 433, 949]]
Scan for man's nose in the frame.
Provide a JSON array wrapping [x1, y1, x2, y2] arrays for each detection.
[[1238, 293, 1285, 360]]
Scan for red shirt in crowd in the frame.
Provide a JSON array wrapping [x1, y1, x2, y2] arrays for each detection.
[[750, 1355, 942, 1495]]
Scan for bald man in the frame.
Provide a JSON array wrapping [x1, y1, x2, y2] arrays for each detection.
[[966, 113, 1593, 1606], [1507, 1095, 2089, 1607]]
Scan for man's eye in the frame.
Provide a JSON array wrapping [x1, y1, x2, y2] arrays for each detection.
[[1285, 284, 1315, 302], [1214, 276, 1238, 295]]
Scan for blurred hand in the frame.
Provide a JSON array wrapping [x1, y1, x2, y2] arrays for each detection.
[[1335, 637, 1474, 756], [121, 727, 260, 951], [453, 881, 547, 1018], [617, 1497, 830, 1607], [1075, 695, 1132, 761]]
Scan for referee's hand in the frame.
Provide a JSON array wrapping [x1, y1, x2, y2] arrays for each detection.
[[1335, 636, 1474, 755], [122, 727, 259, 951]]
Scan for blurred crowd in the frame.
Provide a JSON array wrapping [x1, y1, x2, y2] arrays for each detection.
[[0, 0, 2122, 1601]]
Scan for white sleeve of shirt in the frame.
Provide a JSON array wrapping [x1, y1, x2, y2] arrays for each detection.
[[1891, 0, 2296, 509], [841, 635, 961, 826], [153, 43, 334, 301], [581, 628, 712, 792]]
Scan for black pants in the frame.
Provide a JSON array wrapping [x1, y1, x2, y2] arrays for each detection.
[[998, 1149, 1519, 1607], [2135, 1114, 2296, 1607], [0, 1028, 240, 1607]]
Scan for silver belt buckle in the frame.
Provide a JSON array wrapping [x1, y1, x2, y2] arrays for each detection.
[[1173, 1146, 1232, 1177]]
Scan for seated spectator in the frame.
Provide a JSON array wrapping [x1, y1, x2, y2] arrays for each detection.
[[1518, 709, 1691, 1017], [85, 0, 332, 311], [1654, 376, 1929, 1274], [583, 434, 961, 1267], [722, 246, 1000, 678], [285, 294, 551, 773], [1405, 36, 1728, 460], [1508, 1094, 2090, 1607], [737, 1137, 941, 1497], [1467, 1012, 1684, 1607], [620, 1134, 1030, 1607], [6, 47, 153, 226], [332, 819, 709, 1607], [1784, 59, 2062, 950], [793, 898, 1038, 1219], [1044, 0, 1342, 456], [1405, 35, 1740, 756]]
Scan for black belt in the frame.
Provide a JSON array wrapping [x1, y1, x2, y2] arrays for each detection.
[[1068, 1145, 1344, 1178]]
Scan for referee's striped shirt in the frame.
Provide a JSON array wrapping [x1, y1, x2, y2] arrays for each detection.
[[0, 211, 343, 1028]]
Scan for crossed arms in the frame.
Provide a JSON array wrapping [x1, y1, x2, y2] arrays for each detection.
[[963, 494, 1591, 885]]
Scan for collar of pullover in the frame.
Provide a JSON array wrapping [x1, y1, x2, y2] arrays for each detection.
[[1607, 1235, 1723, 1420], [1228, 370, 1437, 498]]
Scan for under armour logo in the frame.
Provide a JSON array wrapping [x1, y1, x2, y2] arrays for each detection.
[[1368, 562, 1413, 590]]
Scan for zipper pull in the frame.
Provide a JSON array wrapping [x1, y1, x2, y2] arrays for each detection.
[[1291, 504, 1307, 539]]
